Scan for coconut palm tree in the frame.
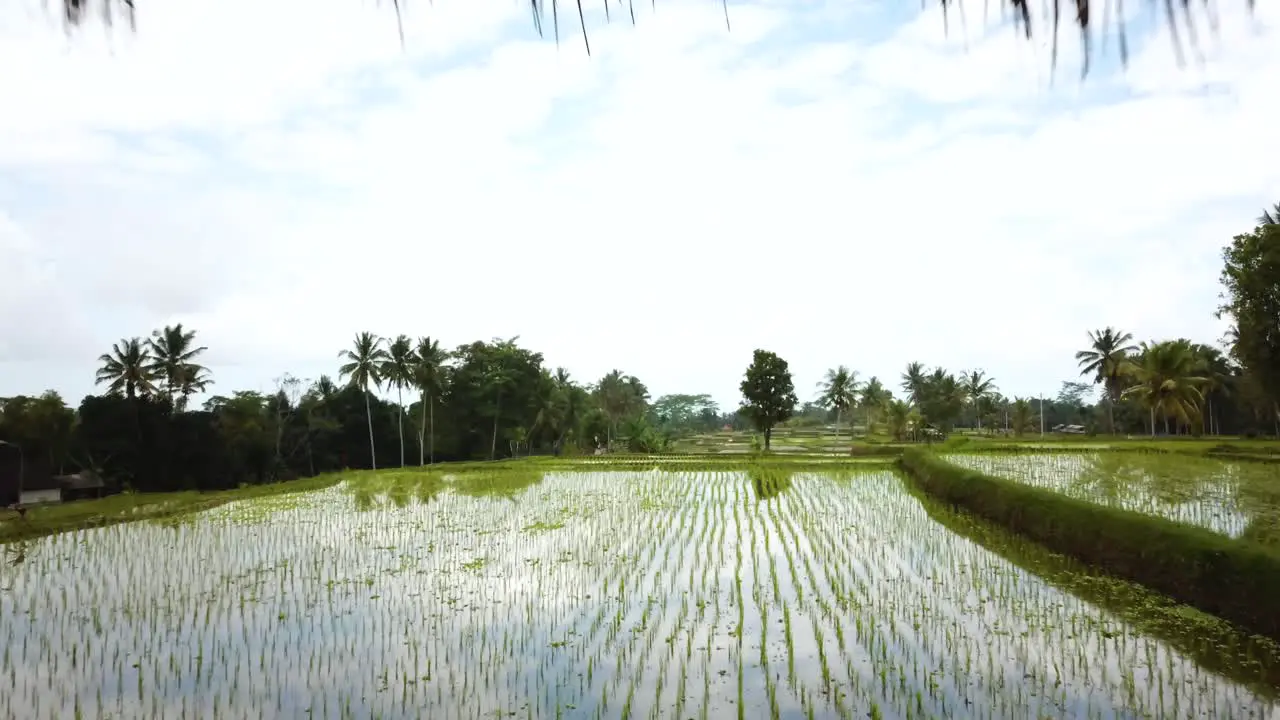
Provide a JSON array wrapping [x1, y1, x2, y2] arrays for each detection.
[[413, 336, 448, 465], [1010, 398, 1035, 437], [1075, 327, 1138, 434], [313, 375, 338, 402], [380, 334, 416, 467], [1191, 343, 1232, 435], [816, 366, 858, 438], [485, 337, 521, 460], [1120, 340, 1207, 436], [859, 377, 890, 437], [961, 370, 997, 431], [884, 399, 913, 441], [147, 324, 210, 408], [553, 368, 586, 451], [338, 332, 387, 469], [595, 370, 628, 450], [1258, 202, 1280, 226], [900, 362, 927, 406], [95, 337, 157, 399], [173, 365, 213, 410]]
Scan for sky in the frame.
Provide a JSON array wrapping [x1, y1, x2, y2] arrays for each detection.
[[1, 0, 1278, 412]]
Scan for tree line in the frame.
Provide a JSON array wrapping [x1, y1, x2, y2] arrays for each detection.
[[2, 203, 1277, 494], [0, 330, 732, 498], [733, 205, 1280, 447]]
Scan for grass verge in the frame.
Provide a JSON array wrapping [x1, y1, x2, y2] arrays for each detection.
[[0, 473, 344, 544], [899, 448, 1280, 641], [905, 477, 1280, 695]]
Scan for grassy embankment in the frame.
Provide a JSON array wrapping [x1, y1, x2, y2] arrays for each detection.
[[899, 447, 1280, 641], [907, 480, 1280, 695], [0, 474, 347, 544], [674, 427, 1280, 461], [0, 454, 894, 544]]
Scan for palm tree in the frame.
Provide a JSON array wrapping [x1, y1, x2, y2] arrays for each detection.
[[554, 369, 585, 451], [1075, 327, 1138, 434], [173, 365, 213, 410], [485, 337, 521, 460], [1010, 398, 1034, 437], [961, 370, 997, 431], [147, 324, 209, 408], [596, 370, 628, 450], [884, 399, 913, 441], [859, 377, 890, 437], [313, 375, 338, 402], [413, 336, 448, 465], [338, 332, 387, 469], [900, 362, 927, 405], [1120, 340, 1207, 436], [816, 366, 858, 438], [1191, 343, 1232, 435], [1258, 202, 1280, 226], [381, 334, 416, 467], [95, 337, 157, 399]]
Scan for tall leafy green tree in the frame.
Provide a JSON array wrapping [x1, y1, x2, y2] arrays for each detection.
[[815, 365, 858, 438], [484, 337, 521, 460], [1121, 340, 1207, 436], [1258, 202, 1280, 226], [413, 336, 448, 465], [381, 334, 416, 467], [1219, 222, 1280, 431], [859, 377, 891, 436], [961, 370, 997, 431], [147, 324, 210, 409], [883, 398, 913, 441], [1075, 327, 1138, 434], [916, 368, 966, 434], [95, 337, 157, 399], [1190, 343, 1232, 436], [338, 332, 387, 469], [900, 362, 927, 405], [739, 349, 797, 450], [1010, 398, 1035, 436]]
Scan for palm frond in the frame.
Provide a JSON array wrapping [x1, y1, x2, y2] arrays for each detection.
[[55, 0, 1244, 78]]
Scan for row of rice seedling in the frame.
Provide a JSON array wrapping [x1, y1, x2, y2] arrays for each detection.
[[0, 464, 1276, 718], [944, 452, 1280, 545]]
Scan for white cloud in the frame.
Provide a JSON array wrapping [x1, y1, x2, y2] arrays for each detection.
[[1, 0, 1277, 408]]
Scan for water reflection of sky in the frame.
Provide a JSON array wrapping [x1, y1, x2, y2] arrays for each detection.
[[944, 452, 1276, 540], [0, 469, 1274, 719]]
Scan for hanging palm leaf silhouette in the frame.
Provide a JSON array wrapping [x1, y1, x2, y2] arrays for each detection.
[[55, 0, 1246, 77]]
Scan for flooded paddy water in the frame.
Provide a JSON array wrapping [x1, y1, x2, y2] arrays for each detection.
[[945, 452, 1280, 546], [1, 466, 1278, 719]]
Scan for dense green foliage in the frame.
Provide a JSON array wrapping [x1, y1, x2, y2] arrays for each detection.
[[738, 349, 798, 449], [1220, 222, 1280, 430], [0, 332, 741, 499], [3, 204, 1279, 499], [900, 448, 1280, 641]]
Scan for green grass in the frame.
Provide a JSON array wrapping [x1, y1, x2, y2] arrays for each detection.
[[945, 451, 1280, 547], [906, 481, 1280, 696], [900, 448, 1280, 641], [0, 473, 345, 544]]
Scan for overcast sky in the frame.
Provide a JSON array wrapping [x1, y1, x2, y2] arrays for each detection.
[[1, 0, 1277, 411]]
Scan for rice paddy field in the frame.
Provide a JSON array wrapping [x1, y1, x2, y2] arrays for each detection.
[[944, 452, 1280, 547], [2, 461, 1280, 719]]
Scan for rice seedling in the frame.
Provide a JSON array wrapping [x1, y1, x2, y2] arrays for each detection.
[[945, 452, 1280, 545], [0, 461, 1277, 718]]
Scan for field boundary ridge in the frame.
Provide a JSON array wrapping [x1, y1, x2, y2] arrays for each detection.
[[898, 448, 1280, 641]]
